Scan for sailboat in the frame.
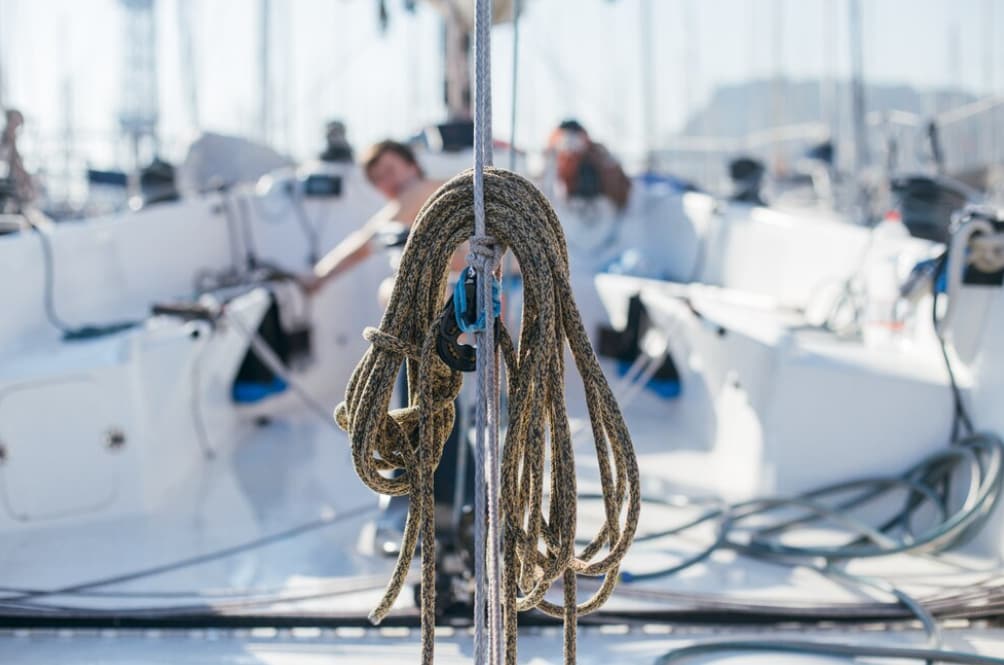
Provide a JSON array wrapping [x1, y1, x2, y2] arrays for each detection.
[[2, 1, 1004, 663]]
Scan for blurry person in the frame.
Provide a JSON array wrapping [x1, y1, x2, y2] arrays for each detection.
[[728, 156, 767, 206], [0, 109, 35, 212], [305, 139, 472, 555], [318, 120, 354, 163], [305, 139, 461, 292], [547, 119, 631, 210]]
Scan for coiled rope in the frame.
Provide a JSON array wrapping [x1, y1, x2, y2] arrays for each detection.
[[334, 168, 640, 664]]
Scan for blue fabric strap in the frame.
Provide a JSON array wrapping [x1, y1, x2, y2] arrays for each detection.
[[454, 266, 501, 334]]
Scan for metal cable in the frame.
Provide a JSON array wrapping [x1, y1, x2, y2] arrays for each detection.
[[655, 638, 1004, 664], [24, 215, 137, 340], [619, 433, 1002, 583], [0, 504, 377, 605], [471, 3, 503, 662]]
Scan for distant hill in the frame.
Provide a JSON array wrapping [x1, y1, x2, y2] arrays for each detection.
[[678, 78, 979, 139], [653, 78, 1000, 194]]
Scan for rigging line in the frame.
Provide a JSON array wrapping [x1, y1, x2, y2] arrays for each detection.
[[28, 216, 75, 333], [933, 257, 975, 439], [470, 2, 502, 663], [223, 309, 340, 428], [219, 192, 247, 273], [508, 0, 521, 172], [188, 331, 217, 459], [236, 194, 261, 269], [0, 575, 400, 600], [0, 573, 417, 617], [612, 433, 1002, 581], [655, 639, 1004, 665], [0, 503, 377, 604], [24, 213, 138, 339], [289, 191, 321, 264]]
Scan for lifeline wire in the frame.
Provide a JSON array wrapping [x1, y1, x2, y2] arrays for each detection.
[[334, 169, 639, 665], [617, 433, 1003, 582], [655, 639, 1004, 665], [610, 431, 1004, 664], [24, 213, 137, 340], [0, 503, 377, 605], [470, 1, 505, 663]]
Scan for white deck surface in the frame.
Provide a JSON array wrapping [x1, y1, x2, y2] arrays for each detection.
[[4, 624, 1004, 664], [2, 366, 1003, 662]]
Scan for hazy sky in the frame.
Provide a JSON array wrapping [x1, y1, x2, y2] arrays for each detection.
[[1, 0, 1000, 169]]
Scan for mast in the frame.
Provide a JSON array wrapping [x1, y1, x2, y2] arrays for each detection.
[[821, 0, 838, 141], [0, 0, 5, 112], [119, 0, 159, 178], [638, 0, 654, 169], [985, 0, 998, 178], [260, 0, 271, 143], [986, 0, 996, 97], [770, 0, 784, 170], [848, 0, 869, 203], [435, 0, 515, 122], [61, 39, 74, 205], [508, 0, 521, 167], [443, 3, 471, 119], [177, 0, 200, 131], [948, 19, 961, 114]]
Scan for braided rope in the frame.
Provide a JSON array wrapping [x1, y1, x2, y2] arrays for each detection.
[[335, 168, 640, 664]]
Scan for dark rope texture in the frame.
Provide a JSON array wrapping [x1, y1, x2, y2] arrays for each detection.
[[334, 168, 640, 664]]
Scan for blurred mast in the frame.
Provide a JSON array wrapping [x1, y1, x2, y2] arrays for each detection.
[[948, 20, 961, 113], [638, 0, 653, 169], [60, 23, 74, 205], [443, 3, 471, 118], [434, 1, 514, 121], [177, 0, 200, 131], [119, 0, 159, 178], [0, 0, 5, 112], [408, 1, 421, 122], [509, 0, 521, 168], [821, 0, 838, 141], [260, 0, 271, 144], [986, 0, 996, 96], [770, 0, 784, 170], [985, 0, 998, 173], [849, 0, 868, 175]]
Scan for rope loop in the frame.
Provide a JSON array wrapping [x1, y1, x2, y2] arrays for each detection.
[[468, 234, 502, 273], [363, 326, 422, 360], [335, 168, 639, 665]]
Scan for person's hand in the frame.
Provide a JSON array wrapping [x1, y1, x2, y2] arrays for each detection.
[[298, 273, 325, 296]]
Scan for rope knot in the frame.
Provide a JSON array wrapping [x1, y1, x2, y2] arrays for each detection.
[[468, 234, 501, 273], [363, 326, 421, 360]]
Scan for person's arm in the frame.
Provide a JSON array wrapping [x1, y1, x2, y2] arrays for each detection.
[[310, 227, 377, 284], [306, 199, 401, 292]]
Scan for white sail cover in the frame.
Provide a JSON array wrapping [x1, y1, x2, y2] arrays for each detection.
[[178, 132, 293, 195]]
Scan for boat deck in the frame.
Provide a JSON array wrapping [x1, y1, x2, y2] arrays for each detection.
[[2, 365, 1003, 662]]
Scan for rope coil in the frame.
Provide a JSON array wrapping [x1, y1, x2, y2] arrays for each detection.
[[335, 168, 640, 664]]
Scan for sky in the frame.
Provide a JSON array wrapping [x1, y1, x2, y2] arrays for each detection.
[[0, 0, 1000, 171]]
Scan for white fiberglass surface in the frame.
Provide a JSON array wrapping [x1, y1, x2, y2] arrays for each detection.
[[2, 178, 1002, 663], [0, 414, 397, 616], [3, 625, 1004, 664], [4, 370, 997, 625], [565, 373, 1001, 611]]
